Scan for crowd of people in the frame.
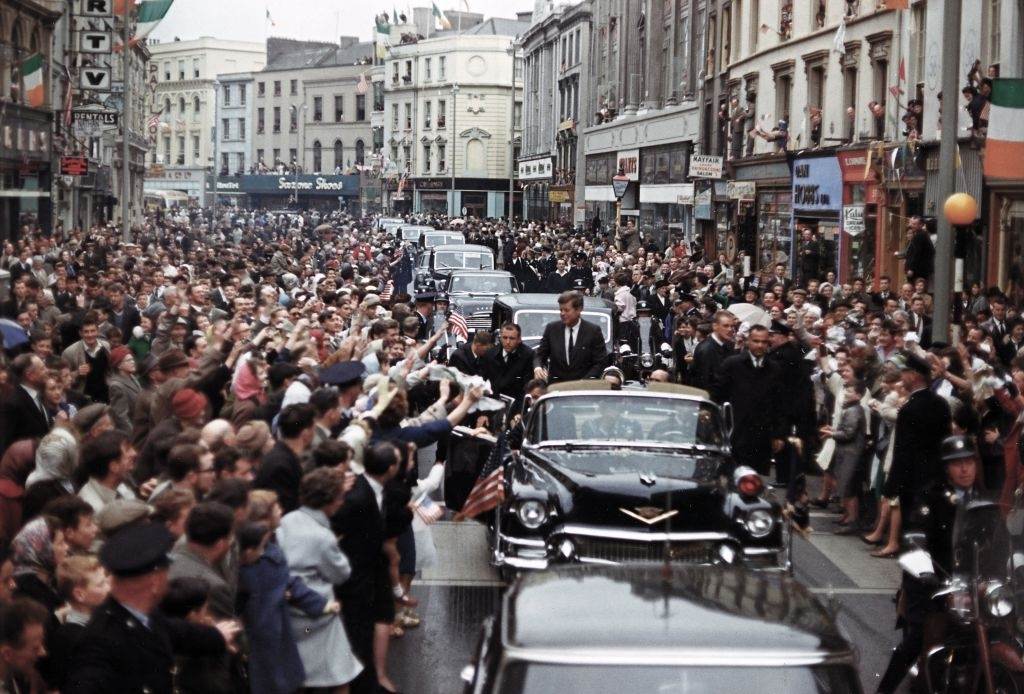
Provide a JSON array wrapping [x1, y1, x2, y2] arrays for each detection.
[[0, 204, 1018, 693]]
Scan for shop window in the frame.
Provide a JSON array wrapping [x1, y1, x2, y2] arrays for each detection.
[[355, 139, 365, 166], [312, 141, 322, 172], [334, 140, 344, 170]]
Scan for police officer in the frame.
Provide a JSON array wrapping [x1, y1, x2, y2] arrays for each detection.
[[876, 434, 984, 694], [66, 522, 235, 694]]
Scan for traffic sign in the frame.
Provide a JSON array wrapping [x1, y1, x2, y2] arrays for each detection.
[[60, 156, 89, 176]]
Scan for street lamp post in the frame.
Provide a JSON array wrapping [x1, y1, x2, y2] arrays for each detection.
[[612, 166, 629, 235], [289, 103, 308, 207], [450, 83, 459, 216], [212, 80, 220, 209], [507, 41, 517, 224]]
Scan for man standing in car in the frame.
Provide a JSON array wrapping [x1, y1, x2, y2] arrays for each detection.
[[534, 291, 607, 383]]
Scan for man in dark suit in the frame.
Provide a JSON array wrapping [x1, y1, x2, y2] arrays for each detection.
[[767, 321, 816, 483], [714, 325, 785, 474], [485, 322, 536, 406], [333, 442, 397, 694], [647, 280, 672, 322], [900, 215, 934, 284], [105, 282, 140, 336], [688, 310, 736, 391], [869, 275, 894, 309], [888, 351, 952, 514], [448, 330, 493, 377], [0, 353, 52, 454], [907, 295, 933, 348], [66, 522, 230, 694], [253, 404, 315, 513], [533, 291, 607, 383]]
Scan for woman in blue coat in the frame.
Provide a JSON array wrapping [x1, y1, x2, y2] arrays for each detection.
[[238, 491, 338, 694]]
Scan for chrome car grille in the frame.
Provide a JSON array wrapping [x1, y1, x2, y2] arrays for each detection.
[[465, 311, 492, 331], [573, 537, 716, 564]]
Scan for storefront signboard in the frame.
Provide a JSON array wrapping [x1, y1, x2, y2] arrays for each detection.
[[792, 156, 843, 215], [690, 154, 724, 179], [727, 181, 756, 201], [616, 149, 640, 181], [843, 205, 866, 236]]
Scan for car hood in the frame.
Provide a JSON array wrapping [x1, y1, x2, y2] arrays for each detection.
[[449, 296, 496, 313], [517, 447, 731, 531]]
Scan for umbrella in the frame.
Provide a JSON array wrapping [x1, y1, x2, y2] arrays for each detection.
[[0, 319, 29, 349], [727, 302, 770, 328]]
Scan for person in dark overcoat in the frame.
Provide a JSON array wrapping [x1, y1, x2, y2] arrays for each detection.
[[484, 323, 536, 407], [688, 310, 736, 391], [713, 324, 785, 475], [887, 351, 952, 514]]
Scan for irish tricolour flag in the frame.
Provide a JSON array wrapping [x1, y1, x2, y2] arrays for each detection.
[[135, 0, 173, 40], [985, 79, 1024, 180], [21, 54, 44, 108]]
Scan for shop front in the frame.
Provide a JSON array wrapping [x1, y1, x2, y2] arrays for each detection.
[[413, 178, 451, 215], [836, 148, 885, 286], [791, 153, 843, 283], [144, 167, 208, 203], [880, 143, 925, 285], [730, 154, 791, 276], [518, 156, 553, 220], [548, 186, 574, 224], [986, 182, 1024, 304], [638, 142, 692, 250], [583, 151, 619, 231], [215, 174, 361, 211], [1, 104, 53, 238]]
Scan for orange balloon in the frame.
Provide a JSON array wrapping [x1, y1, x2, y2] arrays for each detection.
[[943, 193, 978, 226]]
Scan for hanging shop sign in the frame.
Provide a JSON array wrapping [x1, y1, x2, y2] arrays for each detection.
[[690, 154, 724, 179]]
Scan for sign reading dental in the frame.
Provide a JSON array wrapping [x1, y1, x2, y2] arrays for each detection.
[[791, 155, 843, 215]]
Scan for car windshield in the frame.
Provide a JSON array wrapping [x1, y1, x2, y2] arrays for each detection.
[[424, 233, 464, 248], [449, 274, 512, 294], [401, 228, 423, 241], [434, 250, 494, 270], [530, 395, 724, 447], [497, 664, 858, 694], [514, 310, 611, 344]]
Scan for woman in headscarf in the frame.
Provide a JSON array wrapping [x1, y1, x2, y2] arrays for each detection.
[[0, 439, 39, 546], [22, 427, 79, 522], [11, 515, 69, 615], [229, 355, 267, 429]]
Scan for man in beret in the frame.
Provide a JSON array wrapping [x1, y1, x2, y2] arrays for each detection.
[[66, 522, 236, 694]]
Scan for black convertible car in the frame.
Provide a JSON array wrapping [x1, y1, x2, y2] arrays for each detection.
[[463, 565, 861, 693], [490, 381, 790, 574]]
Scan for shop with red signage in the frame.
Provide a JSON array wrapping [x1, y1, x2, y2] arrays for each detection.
[[836, 147, 885, 285]]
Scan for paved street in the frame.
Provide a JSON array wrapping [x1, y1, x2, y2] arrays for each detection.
[[392, 496, 905, 694]]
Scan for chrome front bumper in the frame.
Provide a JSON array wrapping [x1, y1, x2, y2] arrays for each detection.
[[494, 523, 790, 572]]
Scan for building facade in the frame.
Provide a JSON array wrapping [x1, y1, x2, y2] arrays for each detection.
[[519, 1, 592, 223], [381, 16, 529, 217], [718, 0, 1024, 291], [215, 72, 255, 180], [145, 37, 265, 202], [0, 0, 61, 238], [578, 0, 706, 248]]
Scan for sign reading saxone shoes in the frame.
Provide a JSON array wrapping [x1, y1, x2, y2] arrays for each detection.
[[215, 174, 361, 196]]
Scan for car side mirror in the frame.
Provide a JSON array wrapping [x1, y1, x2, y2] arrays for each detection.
[[721, 402, 734, 440]]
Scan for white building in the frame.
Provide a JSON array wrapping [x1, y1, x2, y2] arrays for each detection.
[[214, 72, 255, 179], [144, 37, 265, 201], [382, 15, 530, 217]]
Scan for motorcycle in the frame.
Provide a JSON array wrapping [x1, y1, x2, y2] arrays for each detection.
[[900, 499, 1024, 693], [616, 340, 674, 383]]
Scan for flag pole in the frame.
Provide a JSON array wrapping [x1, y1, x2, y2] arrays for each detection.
[[121, 3, 132, 243]]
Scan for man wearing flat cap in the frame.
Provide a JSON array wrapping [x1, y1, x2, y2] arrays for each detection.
[[66, 522, 235, 694], [887, 350, 952, 516]]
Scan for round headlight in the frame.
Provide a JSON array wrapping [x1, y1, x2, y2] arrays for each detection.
[[983, 580, 1014, 618], [517, 500, 548, 529], [745, 509, 775, 538]]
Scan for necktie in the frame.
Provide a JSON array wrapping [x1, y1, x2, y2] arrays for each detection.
[[36, 395, 50, 426], [567, 327, 575, 364]]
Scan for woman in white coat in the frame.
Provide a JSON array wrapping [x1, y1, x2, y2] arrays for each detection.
[[276, 467, 363, 692]]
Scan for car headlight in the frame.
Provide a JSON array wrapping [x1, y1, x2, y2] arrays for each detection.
[[982, 580, 1014, 618], [745, 509, 775, 538], [517, 500, 549, 529]]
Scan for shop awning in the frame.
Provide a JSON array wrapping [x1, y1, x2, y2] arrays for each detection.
[[0, 190, 50, 198]]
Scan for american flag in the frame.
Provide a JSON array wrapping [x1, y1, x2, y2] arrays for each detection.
[[454, 430, 508, 521], [147, 111, 162, 129], [380, 279, 394, 302], [448, 307, 469, 341]]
